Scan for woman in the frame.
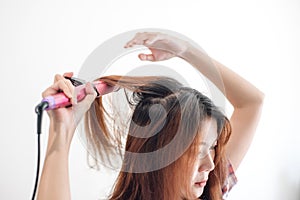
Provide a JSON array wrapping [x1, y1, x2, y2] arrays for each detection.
[[37, 32, 264, 200]]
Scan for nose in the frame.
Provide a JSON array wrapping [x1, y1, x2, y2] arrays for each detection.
[[199, 153, 215, 172]]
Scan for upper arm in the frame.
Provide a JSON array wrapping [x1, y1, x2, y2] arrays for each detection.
[[226, 101, 264, 171]]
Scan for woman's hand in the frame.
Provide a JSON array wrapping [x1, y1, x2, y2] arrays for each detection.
[[126, 31, 265, 171], [124, 32, 189, 61], [37, 72, 97, 200], [42, 72, 97, 151], [42, 72, 75, 126]]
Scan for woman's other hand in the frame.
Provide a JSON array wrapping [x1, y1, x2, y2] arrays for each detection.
[[124, 32, 189, 61]]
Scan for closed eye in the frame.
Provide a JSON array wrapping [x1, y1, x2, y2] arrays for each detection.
[[198, 140, 218, 158], [209, 145, 217, 151], [209, 141, 218, 150]]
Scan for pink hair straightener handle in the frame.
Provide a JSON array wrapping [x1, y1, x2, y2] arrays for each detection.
[[40, 76, 118, 110], [32, 76, 118, 200]]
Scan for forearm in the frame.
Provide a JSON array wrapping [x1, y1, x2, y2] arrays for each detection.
[[182, 45, 264, 108], [37, 151, 71, 200], [37, 123, 73, 200], [36, 73, 97, 199], [182, 43, 264, 169], [126, 31, 265, 170]]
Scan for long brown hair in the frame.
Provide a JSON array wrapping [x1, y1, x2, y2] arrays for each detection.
[[84, 75, 232, 200]]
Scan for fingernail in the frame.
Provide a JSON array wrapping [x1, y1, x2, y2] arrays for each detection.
[[140, 54, 146, 60]]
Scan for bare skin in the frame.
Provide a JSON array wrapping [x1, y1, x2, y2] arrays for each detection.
[[125, 32, 264, 170], [37, 32, 264, 200], [37, 72, 97, 200]]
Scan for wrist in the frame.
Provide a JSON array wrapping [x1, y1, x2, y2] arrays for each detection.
[[181, 44, 200, 62], [180, 43, 214, 69], [46, 121, 75, 155]]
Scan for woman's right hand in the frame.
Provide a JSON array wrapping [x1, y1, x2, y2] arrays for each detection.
[[36, 73, 97, 200], [42, 72, 97, 152]]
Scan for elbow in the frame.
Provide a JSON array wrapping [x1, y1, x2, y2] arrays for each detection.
[[234, 90, 265, 110], [255, 90, 265, 106], [248, 90, 265, 111]]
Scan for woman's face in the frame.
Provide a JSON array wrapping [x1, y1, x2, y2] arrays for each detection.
[[181, 118, 218, 199]]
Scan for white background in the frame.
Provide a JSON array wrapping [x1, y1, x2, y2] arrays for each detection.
[[0, 0, 299, 199]]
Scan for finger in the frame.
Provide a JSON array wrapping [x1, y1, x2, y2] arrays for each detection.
[[51, 80, 73, 99], [72, 82, 97, 125], [125, 32, 144, 47], [63, 72, 73, 78], [138, 53, 155, 61], [76, 82, 97, 112], [42, 79, 74, 99], [54, 74, 64, 84], [85, 82, 97, 96], [124, 32, 156, 48], [144, 36, 161, 46], [124, 38, 141, 48], [60, 73, 77, 103], [54, 73, 74, 84]]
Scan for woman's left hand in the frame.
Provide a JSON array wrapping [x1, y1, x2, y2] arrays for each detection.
[[124, 32, 189, 61]]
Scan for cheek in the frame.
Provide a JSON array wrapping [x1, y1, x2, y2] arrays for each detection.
[[190, 161, 200, 179], [211, 149, 216, 160]]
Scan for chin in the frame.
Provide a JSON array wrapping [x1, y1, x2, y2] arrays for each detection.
[[189, 187, 204, 199]]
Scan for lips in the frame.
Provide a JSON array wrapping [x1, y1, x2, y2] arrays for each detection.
[[194, 180, 207, 187]]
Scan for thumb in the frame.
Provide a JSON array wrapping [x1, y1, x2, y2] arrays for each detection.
[[84, 82, 97, 101], [138, 53, 155, 61], [79, 82, 97, 110], [73, 82, 97, 124]]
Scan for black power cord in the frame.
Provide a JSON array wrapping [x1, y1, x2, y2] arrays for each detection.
[[31, 101, 48, 200], [31, 77, 83, 199]]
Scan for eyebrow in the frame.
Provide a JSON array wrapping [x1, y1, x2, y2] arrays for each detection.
[[199, 139, 218, 147], [199, 142, 209, 146]]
